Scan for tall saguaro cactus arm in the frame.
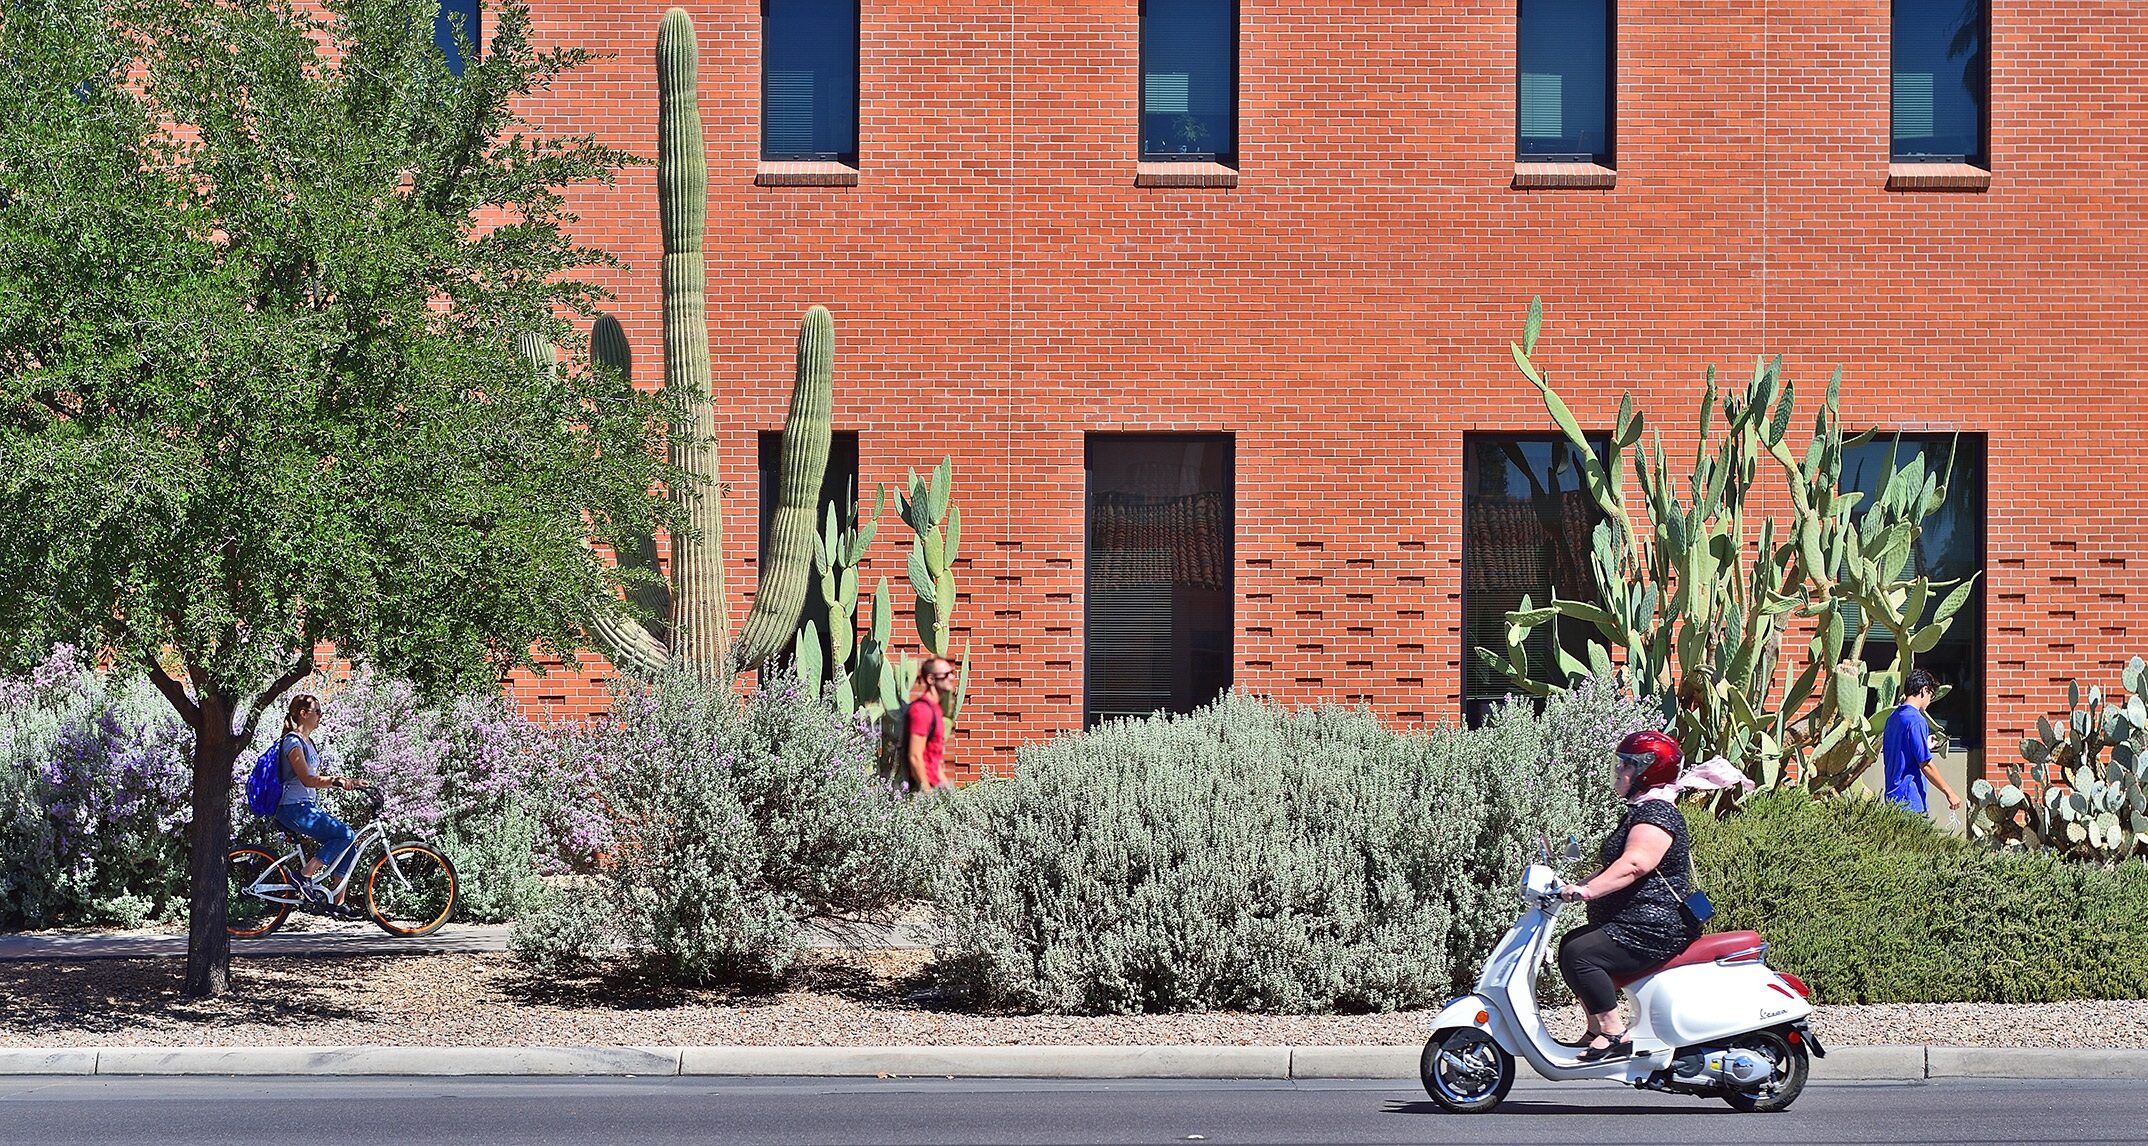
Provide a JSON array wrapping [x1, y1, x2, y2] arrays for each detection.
[[526, 327, 674, 676], [736, 306, 836, 667], [656, 6, 727, 678]]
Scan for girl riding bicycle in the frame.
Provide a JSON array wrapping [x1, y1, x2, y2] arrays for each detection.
[[273, 693, 367, 908]]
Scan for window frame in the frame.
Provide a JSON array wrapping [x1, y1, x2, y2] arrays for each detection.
[[1082, 432, 1236, 728], [1889, 0, 1989, 167], [759, 0, 861, 165], [1839, 431, 1987, 749], [1514, 0, 1617, 166], [1460, 432, 1612, 728], [1137, 0, 1240, 166]]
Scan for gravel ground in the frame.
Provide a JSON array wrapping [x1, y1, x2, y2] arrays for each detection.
[[4, 953, 2146, 1049]]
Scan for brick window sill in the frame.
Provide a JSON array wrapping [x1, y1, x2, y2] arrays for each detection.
[[755, 160, 860, 188], [1135, 161, 1239, 189], [1886, 163, 1990, 192], [1512, 162, 1616, 190]]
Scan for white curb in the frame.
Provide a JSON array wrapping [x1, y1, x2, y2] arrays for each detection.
[[1810, 1044, 1926, 1081], [1927, 1046, 2148, 1079], [679, 1044, 1292, 1079], [91, 1045, 683, 1076], [5, 1043, 2144, 1080], [1287, 1045, 1418, 1079], [0, 1048, 98, 1075]]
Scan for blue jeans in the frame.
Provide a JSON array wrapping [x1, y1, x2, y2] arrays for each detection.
[[274, 803, 356, 881]]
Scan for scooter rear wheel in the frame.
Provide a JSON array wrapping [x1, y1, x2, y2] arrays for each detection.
[[1721, 1028, 1809, 1113], [1421, 1027, 1515, 1113]]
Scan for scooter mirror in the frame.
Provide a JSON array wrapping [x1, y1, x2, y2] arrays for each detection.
[[1562, 836, 1582, 863]]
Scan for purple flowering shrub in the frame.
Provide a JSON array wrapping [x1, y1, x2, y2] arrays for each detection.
[[0, 646, 194, 927], [246, 672, 614, 923], [3, 649, 618, 930], [511, 669, 934, 983]]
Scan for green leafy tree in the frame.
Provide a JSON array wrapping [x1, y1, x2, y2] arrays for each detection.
[[0, 0, 677, 994]]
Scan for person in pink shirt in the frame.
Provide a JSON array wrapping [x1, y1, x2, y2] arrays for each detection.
[[904, 657, 956, 793]]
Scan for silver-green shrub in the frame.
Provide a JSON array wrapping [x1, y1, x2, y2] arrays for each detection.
[[511, 669, 934, 983], [933, 681, 1645, 1014]]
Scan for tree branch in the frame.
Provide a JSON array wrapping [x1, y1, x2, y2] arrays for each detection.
[[148, 664, 203, 727], [241, 651, 316, 743]]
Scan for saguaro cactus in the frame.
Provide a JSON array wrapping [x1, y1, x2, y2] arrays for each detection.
[[654, 6, 725, 677], [516, 332, 557, 383], [587, 8, 730, 681], [591, 314, 632, 382], [734, 306, 835, 667]]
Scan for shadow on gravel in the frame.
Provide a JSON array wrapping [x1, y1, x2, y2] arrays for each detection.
[[0, 959, 368, 1036], [495, 949, 938, 1013]]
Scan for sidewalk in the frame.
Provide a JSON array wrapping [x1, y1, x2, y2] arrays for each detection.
[[0, 918, 937, 962], [3, 1042, 2144, 1080]]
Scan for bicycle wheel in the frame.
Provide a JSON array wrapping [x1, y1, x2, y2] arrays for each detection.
[[365, 844, 457, 937], [225, 845, 295, 938]]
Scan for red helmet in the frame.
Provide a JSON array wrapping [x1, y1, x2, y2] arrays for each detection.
[[1615, 730, 1683, 790]]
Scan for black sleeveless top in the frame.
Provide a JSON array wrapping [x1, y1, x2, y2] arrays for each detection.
[[1585, 798, 1699, 962]]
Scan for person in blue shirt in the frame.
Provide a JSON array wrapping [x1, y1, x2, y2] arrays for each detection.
[[1882, 669, 1961, 814]]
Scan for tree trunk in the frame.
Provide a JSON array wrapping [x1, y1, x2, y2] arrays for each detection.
[[183, 699, 237, 997]]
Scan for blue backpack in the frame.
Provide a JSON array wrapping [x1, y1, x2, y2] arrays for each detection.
[[245, 738, 286, 816]]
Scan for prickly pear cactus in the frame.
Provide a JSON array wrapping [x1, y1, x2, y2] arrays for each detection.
[[898, 458, 969, 723], [1477, 298, 1975, 794], [808, 488, 880, 712], [1969, 657, 2148, 861]]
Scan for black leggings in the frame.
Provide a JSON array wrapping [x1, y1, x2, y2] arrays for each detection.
[[1556, 924, 1660, 1014]]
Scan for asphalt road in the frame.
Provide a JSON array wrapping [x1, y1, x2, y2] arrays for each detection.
[[3, 1075, 2144, 1145]]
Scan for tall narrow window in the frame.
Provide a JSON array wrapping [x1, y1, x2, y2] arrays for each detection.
[[1085, 436, 1233, 727], [434, 0, 480, 76], [1892, 0, 1987, 165], [1517, 0, 1614, 165], [1462, 435, 1608, 727], [757, 431, 862, 662], [1841, 434, 1986, 748], [1140, 0, 1236, 163], [762, 0, 859, 164]]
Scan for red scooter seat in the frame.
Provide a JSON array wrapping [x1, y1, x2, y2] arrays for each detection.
[[1609, 930, 1767, 989]]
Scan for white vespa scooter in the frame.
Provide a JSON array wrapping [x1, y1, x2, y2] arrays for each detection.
[[1420, 842, 1823, 1113]]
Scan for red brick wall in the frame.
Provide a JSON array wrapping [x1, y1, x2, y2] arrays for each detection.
[[505, 1, 2148, 780]]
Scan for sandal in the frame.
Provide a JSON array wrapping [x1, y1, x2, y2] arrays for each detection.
[[1575, 1034, 1633, 1062]]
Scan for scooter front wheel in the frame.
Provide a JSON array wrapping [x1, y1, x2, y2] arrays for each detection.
[[1421, 1027, 1515, 1113]]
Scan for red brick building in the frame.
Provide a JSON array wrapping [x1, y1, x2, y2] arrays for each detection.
[[503, 1, 2147, 785]]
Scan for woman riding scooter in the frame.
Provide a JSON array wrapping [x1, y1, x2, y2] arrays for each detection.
[[1553, 730, 1700, 1061]]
